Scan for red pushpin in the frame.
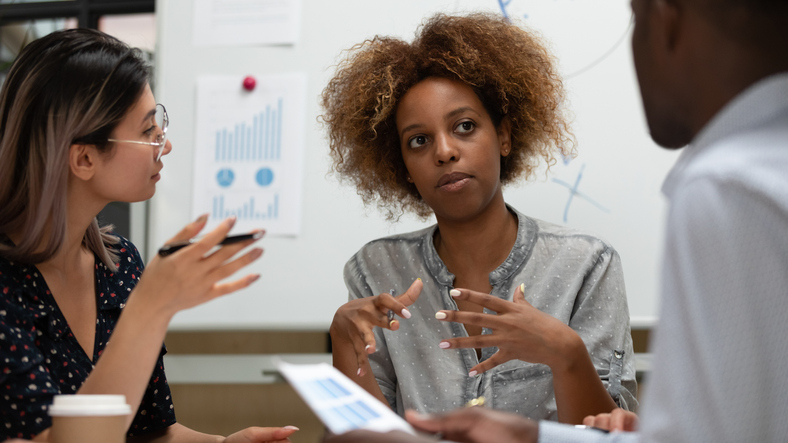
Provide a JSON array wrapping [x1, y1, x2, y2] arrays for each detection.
[[242, 76, 256, 91]]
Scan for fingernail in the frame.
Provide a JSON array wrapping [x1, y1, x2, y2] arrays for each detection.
[[283, 426, 299, 431], [389, 319, 397, 328], [195, 214, 208, 224], [226, 215, 237, 227], [435, 311, 447, 320], [252, 231, 265, 240], [469, 370, 478, 377], [248, 274, 260, 283], [250, 248, 263, 259], [450, 289, 461, 297], [417, 277, 422, 281], [357, 368, 362, 376], [439, 341, 450, 349], [519, 283, 525, 293], [401, 308, 411, 319]]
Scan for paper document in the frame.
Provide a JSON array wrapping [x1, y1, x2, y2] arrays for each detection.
[[192, 74, 306, 236], [193, 0, 301, 47], [276, 361, 417, 435]]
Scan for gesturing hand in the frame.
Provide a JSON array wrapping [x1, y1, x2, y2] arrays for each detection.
[[405, 407, 539, 443], [435, 284, 578, 376], [583, 408, 639, 432], [223, 425, 299, 443], [330, 278, 423, 376], [134, 215, 265, 319]]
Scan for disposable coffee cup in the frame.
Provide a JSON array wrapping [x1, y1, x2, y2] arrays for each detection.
[[49, 395, 131, 443]]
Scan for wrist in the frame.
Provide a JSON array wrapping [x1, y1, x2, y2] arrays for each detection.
[[545, 327, 586, 374]]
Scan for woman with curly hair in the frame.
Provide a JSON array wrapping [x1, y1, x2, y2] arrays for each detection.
[[324, 13, 636, 425]]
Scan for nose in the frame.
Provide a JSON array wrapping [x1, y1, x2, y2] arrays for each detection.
[[160, 139, 173, 158], [433, 133, 458, 165]]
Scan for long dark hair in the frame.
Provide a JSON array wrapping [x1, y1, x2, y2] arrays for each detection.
[[0, 28, 151, 271]]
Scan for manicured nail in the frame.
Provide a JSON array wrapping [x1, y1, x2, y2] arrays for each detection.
[[401, 308, 411, 319], [250, 248, 263, 259], [439, 341, 451, 349], [226, 215, 237, 227], [357, 368, 362, 376], [389, 319, 397, 328], [450, 289, 461, 297], [195, 214, 208, 224], [435, 311, 447, 320], [519, 283, 525, 293], [417, 277, 422, 281], [469, 370, 478, 377], [252, 231, 265, 240], [283, 426, 299, 431], [248, 274, 260, 283]]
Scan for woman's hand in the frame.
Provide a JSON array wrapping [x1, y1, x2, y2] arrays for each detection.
[[330, 279, 423, 376], [222, 426, 299, 443], [405, 408, 539, 443], [133, 214, 265, 320], [435, 284, 579, 375], [582, 408, 639, 432]]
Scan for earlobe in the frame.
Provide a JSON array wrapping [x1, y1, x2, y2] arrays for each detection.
[[69, 143, 97, 181], [498, 116, 512, 157]]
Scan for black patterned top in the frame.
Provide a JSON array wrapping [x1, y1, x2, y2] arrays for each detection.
[[0, 236, 176, 440]]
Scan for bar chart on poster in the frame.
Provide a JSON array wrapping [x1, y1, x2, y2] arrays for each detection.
[[192, 74, 306, 235]]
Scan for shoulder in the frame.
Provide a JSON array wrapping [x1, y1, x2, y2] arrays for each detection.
[[344, 225, 435, 282], [347, 225, 434, 266], [523, 213, 617, 260]]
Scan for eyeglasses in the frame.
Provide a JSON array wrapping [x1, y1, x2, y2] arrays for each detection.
[[108, 103, 169, 162]]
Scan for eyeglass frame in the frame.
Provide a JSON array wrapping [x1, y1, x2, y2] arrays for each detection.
[[107, 103, 169, 162]]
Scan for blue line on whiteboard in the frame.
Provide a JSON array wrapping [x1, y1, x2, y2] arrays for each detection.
[[497, 0, 513, 18], [211, 195, 280, 221], [216, 168, 234, 187], [552, 164, 610, 223], [214, 100, 284, 162]]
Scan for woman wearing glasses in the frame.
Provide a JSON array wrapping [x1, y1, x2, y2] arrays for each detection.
[[0, 29, 296, 442]]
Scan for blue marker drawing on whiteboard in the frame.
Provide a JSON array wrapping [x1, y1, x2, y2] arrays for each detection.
[[552, 164, 610, 223], [497, 0, 513, 18]]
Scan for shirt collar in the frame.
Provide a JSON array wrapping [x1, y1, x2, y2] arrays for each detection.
[[662, 72, 788, 198]]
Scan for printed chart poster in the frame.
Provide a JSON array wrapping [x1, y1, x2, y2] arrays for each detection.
[[192, 0, 302, 47], [192, 74, 306, 236]]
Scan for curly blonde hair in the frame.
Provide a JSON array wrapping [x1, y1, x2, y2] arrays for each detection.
[[321, 13, 573, 219]]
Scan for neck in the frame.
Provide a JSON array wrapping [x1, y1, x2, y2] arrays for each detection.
[[433, 194, 518, 277], [8, 178, 107, 273]]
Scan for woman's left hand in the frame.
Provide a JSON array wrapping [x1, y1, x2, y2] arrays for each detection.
[[223, 426, 299, 443], [435, 284, 580, 375]]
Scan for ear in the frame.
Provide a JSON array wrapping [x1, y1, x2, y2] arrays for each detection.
[[497, 116, 512, 157], [653, 0, 683, 53], [69, 143, 98, 182]]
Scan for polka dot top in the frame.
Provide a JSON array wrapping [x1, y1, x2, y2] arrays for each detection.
[[0, 236, 176, 440]]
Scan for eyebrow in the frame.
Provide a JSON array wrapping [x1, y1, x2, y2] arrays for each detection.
[[141, 107, 157, 126], [399, 106, 481, 137]]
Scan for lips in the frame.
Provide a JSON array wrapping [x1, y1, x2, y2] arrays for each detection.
[[437, 172, 472, 188]]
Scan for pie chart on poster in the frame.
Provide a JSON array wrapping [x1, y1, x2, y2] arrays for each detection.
[[256, 167, 274, 187], [216, 168, 234, 188]]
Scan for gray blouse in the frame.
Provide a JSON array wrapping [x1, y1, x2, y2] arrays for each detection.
[[343, 207, 637, 420]]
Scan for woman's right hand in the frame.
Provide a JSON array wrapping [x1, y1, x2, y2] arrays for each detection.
[[582, 408, 639, 432], [330, 278, 423, 376], [133, 214, 264, 319]]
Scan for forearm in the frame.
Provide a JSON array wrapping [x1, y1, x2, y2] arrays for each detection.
[[127, 423, 222, 443], [550, 333, 617, 424], [330, 328, 389, 405], [77, 290, 174, 428]]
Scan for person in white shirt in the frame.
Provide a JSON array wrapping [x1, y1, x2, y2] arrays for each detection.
[[325, 0, 788, 441]]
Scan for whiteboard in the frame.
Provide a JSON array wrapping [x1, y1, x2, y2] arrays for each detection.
[[152, 0, 678, 330]]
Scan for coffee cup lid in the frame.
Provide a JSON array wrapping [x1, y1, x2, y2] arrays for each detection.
[[48, 395, 132, 417]]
